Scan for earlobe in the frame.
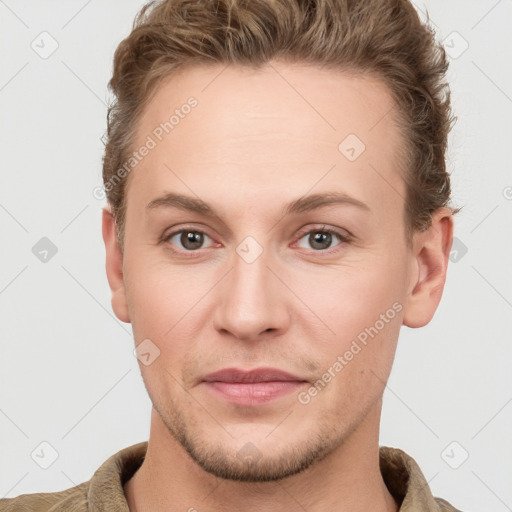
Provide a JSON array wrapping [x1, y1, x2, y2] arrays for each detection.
[[402, 208, 454, 328], [102, 207, 131, 323]]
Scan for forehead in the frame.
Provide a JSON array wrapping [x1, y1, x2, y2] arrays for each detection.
[[126, 61, 405, 219], [134, 61, 400, 147]]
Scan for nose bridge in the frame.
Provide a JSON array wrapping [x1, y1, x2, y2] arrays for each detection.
[[213, 235, 288, 340]]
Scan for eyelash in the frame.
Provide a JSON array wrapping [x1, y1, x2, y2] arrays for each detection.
[[294, 226, 352, 254], [161, 225, 352, 258]]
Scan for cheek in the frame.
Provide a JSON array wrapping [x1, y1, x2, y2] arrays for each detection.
[[292, 257, 405, 390], [124, 252, 208, 333], [294, 260, 404, 337], [302, 310, 401, 422], [124, 256, 215, 383]]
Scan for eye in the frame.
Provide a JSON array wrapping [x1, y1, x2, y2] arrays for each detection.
[[163, 228, 214, 252], [161, 225, 351, 257], [295, 226, 351, 252]]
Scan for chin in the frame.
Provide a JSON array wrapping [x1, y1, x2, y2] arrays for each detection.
[[178, 432, 335, 482], [153, 397, 350, 483]]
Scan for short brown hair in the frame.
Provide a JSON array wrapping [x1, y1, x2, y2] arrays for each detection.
[[103, 0, 458, 252]]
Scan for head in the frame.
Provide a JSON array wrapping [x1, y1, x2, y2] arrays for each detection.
[[102, 0, 457, 482]]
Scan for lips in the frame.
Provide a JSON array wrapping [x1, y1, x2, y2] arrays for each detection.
[[201, 367, 308, 405], [202, 367, 306, 384]]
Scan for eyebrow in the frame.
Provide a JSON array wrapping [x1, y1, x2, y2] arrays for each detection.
[[145, 191, 371, 217]]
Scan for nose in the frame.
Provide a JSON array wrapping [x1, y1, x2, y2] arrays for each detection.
[[212, 242, 291, 342]]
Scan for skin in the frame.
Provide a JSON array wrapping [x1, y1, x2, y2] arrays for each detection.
[[102, 60, 453, 512]]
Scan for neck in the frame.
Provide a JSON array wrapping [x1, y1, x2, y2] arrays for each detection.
[[124, 404, 398, 512]]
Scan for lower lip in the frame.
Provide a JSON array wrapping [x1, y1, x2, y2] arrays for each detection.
[[204, 381, 306, 405]]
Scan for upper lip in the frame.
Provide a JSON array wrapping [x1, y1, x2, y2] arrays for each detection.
[[202, 367, 307, 383]]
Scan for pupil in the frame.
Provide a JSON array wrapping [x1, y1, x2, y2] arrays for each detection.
[[182, 231, 203, 250], [311, 232, 331, 250]]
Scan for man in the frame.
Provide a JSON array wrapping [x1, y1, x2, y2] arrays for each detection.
[[1, 0, 463, 510]]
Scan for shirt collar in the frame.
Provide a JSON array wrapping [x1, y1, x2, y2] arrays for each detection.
[[86, 442, 448, 511]]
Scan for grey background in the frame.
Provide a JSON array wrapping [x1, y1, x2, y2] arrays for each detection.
[[1, 1, 511, 510]]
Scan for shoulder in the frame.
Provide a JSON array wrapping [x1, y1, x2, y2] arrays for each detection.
[[0, 442, 147, 512], [379, 446, 465, 512], [435, 497, 464, 512], [0, 481, 89, 512]]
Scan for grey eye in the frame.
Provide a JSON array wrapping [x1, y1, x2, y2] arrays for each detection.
[[169, 230, 211, 250], [296, 230, 344, 251]]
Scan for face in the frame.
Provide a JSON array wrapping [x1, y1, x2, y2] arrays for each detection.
[[112, 61, 418, 481]]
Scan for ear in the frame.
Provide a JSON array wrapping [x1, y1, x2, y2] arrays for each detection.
[[102, 207, 131, 323], [402, 207, 454, 328]]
